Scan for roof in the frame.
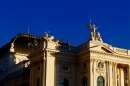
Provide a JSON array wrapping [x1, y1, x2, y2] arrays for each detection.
[[0, 33, 43, 58], [0, 33, 74, 58], [0, 42, 11, 58]]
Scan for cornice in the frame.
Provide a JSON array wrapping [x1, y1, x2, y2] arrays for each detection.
[[90, 50, 130, 59], [45, 48, 77, 57], [28, 48, 77, 59], [28, 49, 44, 59], [77, 50, 89, 55], [15, 53, 28, 56]]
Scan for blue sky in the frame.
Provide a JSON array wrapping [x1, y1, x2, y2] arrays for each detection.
[[0, 0, 130, 49]]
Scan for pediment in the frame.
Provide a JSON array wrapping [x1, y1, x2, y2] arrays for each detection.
[[101, 45, 115, 54]]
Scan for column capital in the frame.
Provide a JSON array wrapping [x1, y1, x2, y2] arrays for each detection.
[[93, 59, 96, 62], [108, 61, 113, 65], [90, 58, 94, 62], [43, 57, 47, 61], [113, 62, 118, 66]]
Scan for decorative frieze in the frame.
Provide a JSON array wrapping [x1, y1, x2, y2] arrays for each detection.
[[90, 50, 130, 59]]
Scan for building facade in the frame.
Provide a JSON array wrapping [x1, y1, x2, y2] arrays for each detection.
[[0, 23, 130, 86]]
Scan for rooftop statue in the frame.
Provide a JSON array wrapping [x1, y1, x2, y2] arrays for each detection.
[[44, 31, 50, 38], [86, 20, 99, 33], [86, 20, 103, 42], [43, 31, 54, 42]]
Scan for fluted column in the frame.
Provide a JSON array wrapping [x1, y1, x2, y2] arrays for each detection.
[[93, 59, 96, 86], [113, 63, 117, 86], [127, 65, 130, 86], [43, 58, 46, 86], [109, 62, 113, 86], [90, 59, 93, 86], [120, 68, 124, 86], [106, 61, 109, 86]]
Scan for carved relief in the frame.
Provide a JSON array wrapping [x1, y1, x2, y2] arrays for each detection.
[[28, 39, 39, 49], [98, 62, 104, 68], [82, 63, 87, 73], [96, 61, 105, 75]]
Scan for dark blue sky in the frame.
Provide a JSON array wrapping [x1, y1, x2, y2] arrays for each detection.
[[0, 0, 130, 49]]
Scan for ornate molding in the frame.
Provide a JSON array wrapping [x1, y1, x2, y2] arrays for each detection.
[[90, 50, 130, 59], [113, 62, 118, 66], [15, 53, 28, 56], [46, 49, 77, 57], [109, 61, 113, 65], [96, 75, 106, 82]]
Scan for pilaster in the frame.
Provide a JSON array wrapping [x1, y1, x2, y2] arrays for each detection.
[[46, 53, 55, 86], [93, 59, 96, 86], [30, 63, 34, 86], [113, 63, 117, 86], [106, 61, 109, 86], [90, 58, 94, 86], [43, 58, 46, 86], [109, 61, 113, 86], [127, 65, 130, 86], [120, 68, 124, 86], [40, 60, 43, 86], [29, 64, 32, 86]]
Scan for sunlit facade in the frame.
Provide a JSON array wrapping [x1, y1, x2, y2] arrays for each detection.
[[0, 23, 130, 86]]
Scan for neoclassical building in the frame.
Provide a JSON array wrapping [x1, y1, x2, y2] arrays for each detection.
[[0, 23, 130, 86]]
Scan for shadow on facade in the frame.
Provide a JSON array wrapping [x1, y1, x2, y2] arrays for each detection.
[[0, 60, 30, 86]]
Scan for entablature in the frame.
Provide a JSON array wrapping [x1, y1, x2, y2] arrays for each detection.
[[90, 50, 130, 59], [90, 51, 130, 65]]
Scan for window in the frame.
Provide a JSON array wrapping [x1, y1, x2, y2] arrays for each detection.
[[81, 63, 87, 73], [97, 76, 104, 86], [83, 63, 86, 69], [62, 65, 70, 71], [60, 62, 71, 72], [82, 77, 87, 86], [61, 78, 69, 86]]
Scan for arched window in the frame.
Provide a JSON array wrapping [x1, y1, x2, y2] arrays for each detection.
[[61, 78, 69, 86], [37, 79, 40, 86], [82, 77, 87, 86], [97, 76, 104, 86]]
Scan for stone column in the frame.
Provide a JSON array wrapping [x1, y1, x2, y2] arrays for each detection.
[[43, 58, 46, 86], [127, 65, 130, 86], [120, 68, 124, 86], [117, 68, 120, 86], [113, 63, 117, 86], [90, 59, 93, 86], [93, 59, 96, 86], [46, 53, 55, 86], [109, 62, 113, 86], [106, 61, 109, 86]]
